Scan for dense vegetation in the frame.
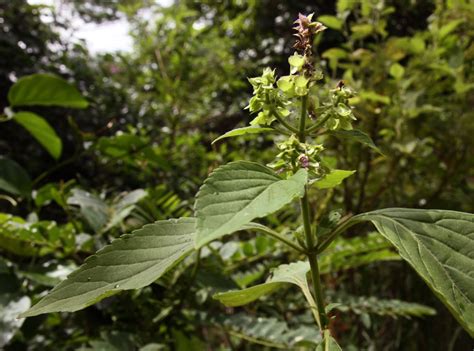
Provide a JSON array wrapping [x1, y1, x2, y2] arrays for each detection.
[[1, 1, 473, 350]]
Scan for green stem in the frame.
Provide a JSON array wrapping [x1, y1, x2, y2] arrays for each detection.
[[316, 215, 360, 254], [270, 108, 299, 134], [306, 112, 331, 134], [298, 94, 329, 331], [244, 223, 305, 253], [299, 96, 308, 141]]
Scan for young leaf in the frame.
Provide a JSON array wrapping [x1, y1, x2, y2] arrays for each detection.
[[214, 261, 319, 324], [330, 129, 383, 155], [315, 170, 355, 189], [13, 112, 62, 159], [317, 15, 343, 31], [8, 73, 88, 108], [0, 157, 32, 196], [194, 161, 307, 248], [389, 63, 405, 79], [212, 126, 273, 144], [354, 208, 474, 336], [20, 218, 196, 317]]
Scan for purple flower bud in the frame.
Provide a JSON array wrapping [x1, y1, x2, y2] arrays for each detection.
[[299, 154, 310, 168]]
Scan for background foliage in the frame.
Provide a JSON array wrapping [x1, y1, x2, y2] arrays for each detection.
[[0, 0, 473, 349]]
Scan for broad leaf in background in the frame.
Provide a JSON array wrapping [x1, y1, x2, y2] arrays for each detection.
[[330, 293, 436, 319], [330, 129, 383, 155], [0, 157, 32, 196], [67, 189, 108, 233], [67, 189, 148, 234], [212, 126, 273, 144], [195, 161, 307, 248], [20, 218, 196, 317], [103, 189, 148, 232], [354, 208, 474, 336], [8, 73, 88, 108], [317, 15, 343, 31], [214, 313, 321, 348], [319, 232, 400, 274], [13, 112, 62, 159], [315, 169, 355, 189], [214, 261, 320, 324]]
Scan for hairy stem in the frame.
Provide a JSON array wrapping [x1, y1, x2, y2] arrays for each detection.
[[298, 95, 329, 331]]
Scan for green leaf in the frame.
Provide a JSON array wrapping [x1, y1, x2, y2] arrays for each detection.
[[322, 48, 348, 60], [315, 170, 355, 189], [0, 157, 32, 196], [359, 91, 391, 105], [288, 52, 304, 70], [277, 76, 293, 92], [316, 332, 342, 351], [317, 15, 343, 30], [331, 293, 436, 318], [8, 73, 88, 108], [213, 261, 319, 324], [212, 126, 273, 144], [330, 129, 383, 155], [351, 24, 374, 39], [215, 313, 321, 348], [67, 189, 109, 233], [438, 19, 464, 40], [214, 261, 312, 304], [0, 214, 75, 257], [20, 218, 196, 317], [319, 232, 400, 274], [104, 189, 148, 233], [194, 161, 307, 248], [389, 63, 405, 79], [13, 112, 62, 159], [354, 208, 474, 336]]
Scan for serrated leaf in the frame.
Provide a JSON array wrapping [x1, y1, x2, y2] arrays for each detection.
[[212, 126, 273, 144], [195, 161, 307, 248], [354, 208, 474, 336], [0, 157, 31, 196], [8, 73, 88, 108], [214, 261, 319, 324], [330, 129, 383, 155], [13, 112, 62, 159], [315, 170, 355, 189], [20, 218, 196, 317]]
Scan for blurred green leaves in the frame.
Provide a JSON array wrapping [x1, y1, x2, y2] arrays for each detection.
[[8, 73, 88, 108]]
